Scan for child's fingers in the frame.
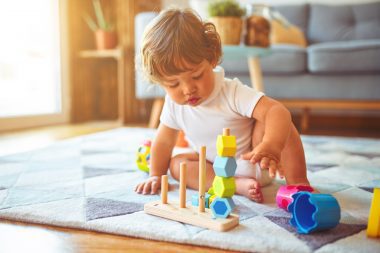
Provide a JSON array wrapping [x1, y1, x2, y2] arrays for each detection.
[[250, 153, 263, 164], [278, 164, 285, 178], [135, 183, 144, 194], [142, 182, 152, 195], [241, 150, 254, 160], [269, 160, 277, 178], [259, 157, 270, 169], [151, 180, 159, 194]]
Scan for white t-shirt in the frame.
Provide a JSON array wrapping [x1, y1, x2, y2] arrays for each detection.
[[160, 66, 264, 163]]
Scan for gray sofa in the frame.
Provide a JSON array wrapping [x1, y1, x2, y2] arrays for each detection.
[[135, 2, 380, 128]]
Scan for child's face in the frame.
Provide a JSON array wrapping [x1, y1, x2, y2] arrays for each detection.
[[160, 60, 215, 106]]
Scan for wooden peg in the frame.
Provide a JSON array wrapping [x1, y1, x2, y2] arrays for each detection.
[[161, 175, 168, 204], [180, 162, 187, 208], [223, 128, 230, 136], [199, 146, 206, 213]]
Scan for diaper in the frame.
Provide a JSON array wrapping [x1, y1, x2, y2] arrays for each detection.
[[236, 159, 273, 187]]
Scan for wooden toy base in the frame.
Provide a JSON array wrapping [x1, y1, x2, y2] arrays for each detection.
[[144, 200, 239, 232]]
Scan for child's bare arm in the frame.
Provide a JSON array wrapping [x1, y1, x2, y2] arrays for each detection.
[[242, 96, 291, 177], [135, 124, 178, 194]]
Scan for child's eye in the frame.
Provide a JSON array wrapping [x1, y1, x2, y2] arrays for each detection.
[[192, 72, 203, 80], [168, 82, 179, 88]]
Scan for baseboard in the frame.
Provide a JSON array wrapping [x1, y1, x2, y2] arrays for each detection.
[[292, 113, 380, 138]]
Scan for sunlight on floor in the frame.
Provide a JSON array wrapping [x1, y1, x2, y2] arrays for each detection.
[[0, 223, 73, 253], [0, 121, 122, 156]]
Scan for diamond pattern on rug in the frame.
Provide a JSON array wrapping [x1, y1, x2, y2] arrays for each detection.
[[1, 128, 380, 253], [315, 166, 378, 187], [263, 207, 292, 218], [0, 197, 85, 226], [81, 153, 132, 171], [333, 187, 373, 222], [0, 162, 27, 176], [0, 189, 8, 205], [82, 166, 127, 179], [357, 179, 380, 193], [15, 168, 82, 187], [234, 201, 258, 221], [307, 163, 337, 172], [183, 223, 208, 236], [0, 181, 83, 209], [0, 174, 21, 189], [307, 173, 351, 194], [347, 151, 380, 159], [265, 215, 366, 250], [86, 198, 143, 221]]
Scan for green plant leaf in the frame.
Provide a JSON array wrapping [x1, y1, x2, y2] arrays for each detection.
[[82, 12, 98, 31], [93, 0, 107, 30], [208, 0, 246, 17]]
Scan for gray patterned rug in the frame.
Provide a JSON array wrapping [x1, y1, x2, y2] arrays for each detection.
[[0, 127, 379, 252]]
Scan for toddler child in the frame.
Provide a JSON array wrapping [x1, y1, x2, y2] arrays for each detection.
[[135, 8, 311, 202]]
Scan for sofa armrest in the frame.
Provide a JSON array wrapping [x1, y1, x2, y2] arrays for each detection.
[[135, 12, 166, 99]]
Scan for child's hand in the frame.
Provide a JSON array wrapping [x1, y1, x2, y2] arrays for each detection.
[[135, 176, 161, 195], [241, 141, 284, 178]]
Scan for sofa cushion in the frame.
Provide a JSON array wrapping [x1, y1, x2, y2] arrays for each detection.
[[308, 2, 380, 44], [221, 45, 307, 74], [272, 4, 309, 35], [308, 39, 380, 73]]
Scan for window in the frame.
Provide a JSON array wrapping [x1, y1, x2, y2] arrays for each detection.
[[0, 0, 69, 131]]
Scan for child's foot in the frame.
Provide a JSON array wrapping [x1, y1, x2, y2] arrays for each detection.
[[235, 177, 263, 203]]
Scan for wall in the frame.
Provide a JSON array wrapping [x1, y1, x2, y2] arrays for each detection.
[[68, 0, 161, 124]]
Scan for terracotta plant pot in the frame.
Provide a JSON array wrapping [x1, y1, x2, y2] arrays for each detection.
[[95, 30, 117, 50], [209, 17, 243, 45]]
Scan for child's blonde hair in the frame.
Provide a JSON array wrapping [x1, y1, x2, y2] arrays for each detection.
[[141, 8, 222, 84]]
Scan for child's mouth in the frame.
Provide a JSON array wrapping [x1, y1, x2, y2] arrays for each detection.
[[187, 97, 200, 105]]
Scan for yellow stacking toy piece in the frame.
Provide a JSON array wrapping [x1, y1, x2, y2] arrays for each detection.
[[212, 176, 236, 198], [208, 187, 215, 195], [209, 194, 217, 206], [367, 187, 380, 237], [216, 128, 237, 157]]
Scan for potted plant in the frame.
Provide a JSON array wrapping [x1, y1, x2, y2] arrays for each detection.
[[83, 0, 117, 50], [208, 0, 245, 45]]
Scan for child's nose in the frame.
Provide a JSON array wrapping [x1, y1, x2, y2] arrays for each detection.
[[183, 82, 197, 95]]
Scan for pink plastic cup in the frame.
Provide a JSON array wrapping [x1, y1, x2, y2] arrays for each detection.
[[276, 185, 314, 211]]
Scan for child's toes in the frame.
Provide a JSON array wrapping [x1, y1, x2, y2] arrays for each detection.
[[248, 189, 263, 203], [249, 179, 260, 191]]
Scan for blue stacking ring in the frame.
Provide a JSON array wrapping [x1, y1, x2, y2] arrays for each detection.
[[288, 192, 341, 234]]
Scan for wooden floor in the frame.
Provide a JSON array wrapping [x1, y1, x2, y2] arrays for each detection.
[[0, 118, 378, 253]]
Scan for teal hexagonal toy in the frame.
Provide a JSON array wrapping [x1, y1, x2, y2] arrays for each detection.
[[213, 156, 237, 177]]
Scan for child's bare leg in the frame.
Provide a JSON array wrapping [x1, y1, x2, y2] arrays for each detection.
[[169, 153, 215, 190], [234, 121, 266, 202], [281, 124, 310, 185]]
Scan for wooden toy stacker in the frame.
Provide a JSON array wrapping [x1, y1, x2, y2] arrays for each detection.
[[144, 144, 239, 232]]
